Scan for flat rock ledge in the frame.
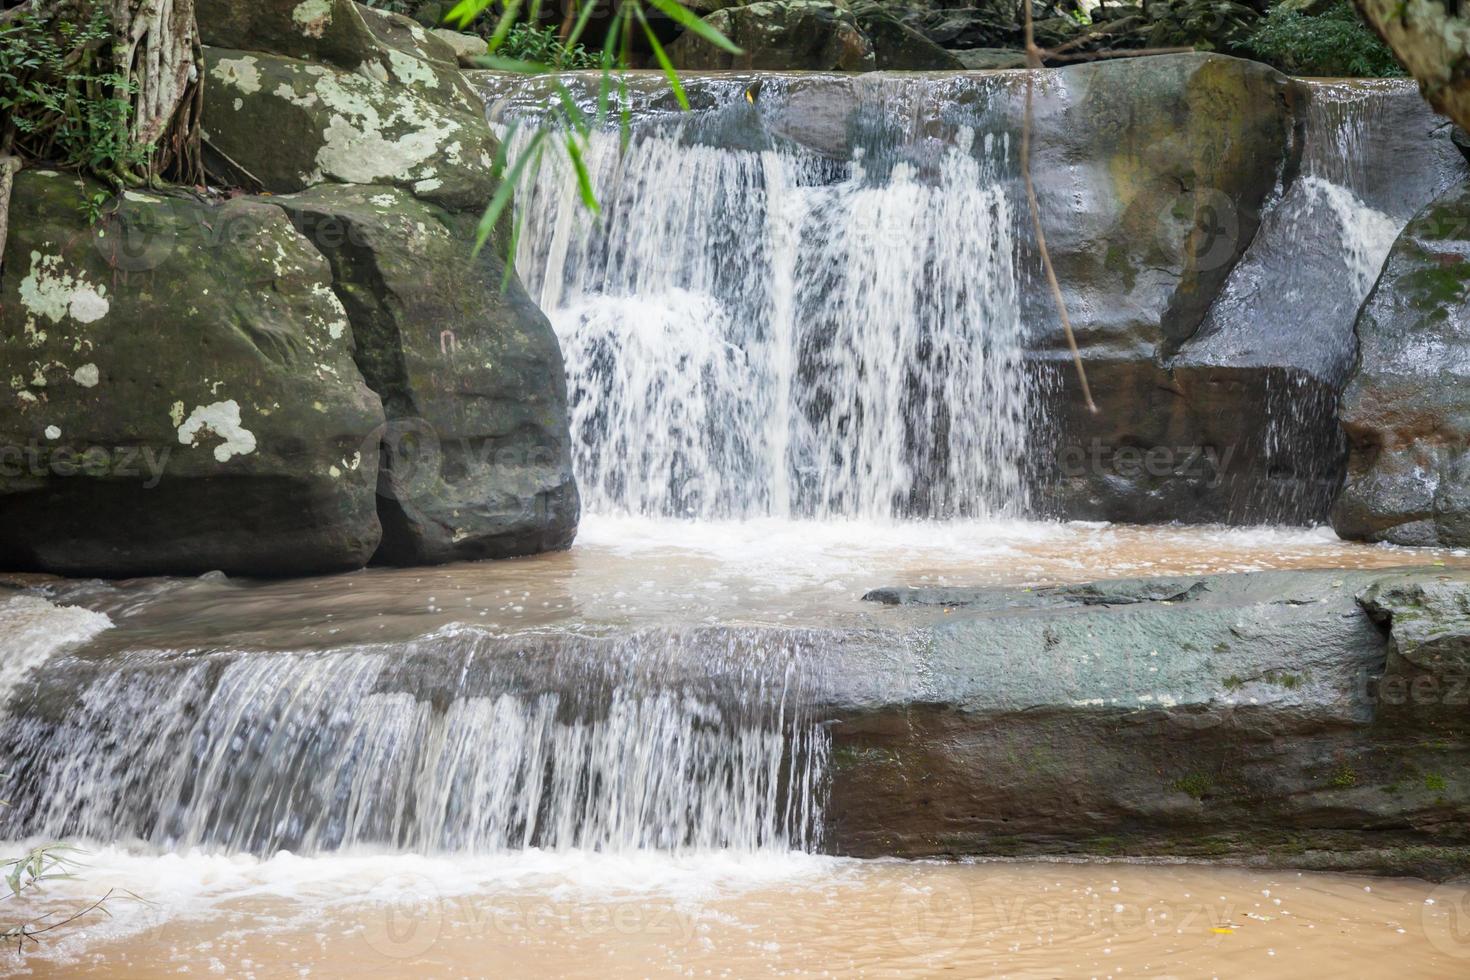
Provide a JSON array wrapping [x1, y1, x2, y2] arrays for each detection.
[[827, 567, 1470, 880]]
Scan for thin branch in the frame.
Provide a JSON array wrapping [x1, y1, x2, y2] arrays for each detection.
[[1022, 3, 1098, 414], [1049, 45, 1194, 63]]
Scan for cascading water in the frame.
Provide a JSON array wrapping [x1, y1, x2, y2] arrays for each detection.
[[1, 73, 1459, 880], [507, 81, 1030, 520], [1181, 78, 1464, 523], [0, 624, 828, 855]]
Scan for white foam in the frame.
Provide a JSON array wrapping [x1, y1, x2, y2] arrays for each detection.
[[0, 595, 112, 696], [515, 124, 1029, 521], [0, 843, 854, 965]]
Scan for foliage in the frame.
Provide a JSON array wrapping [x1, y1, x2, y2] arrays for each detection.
[[0, 843, 115, 951], [1143, 0, 1261, 52], [497, 23, 601, 70], [0, 6, 151, 183], [1245, 1, 1404, 77], [444, 0, 740, 258]]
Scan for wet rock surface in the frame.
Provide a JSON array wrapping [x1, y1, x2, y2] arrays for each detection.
[[829, 568, 1470, 878], [1334, 182, 1470, 548], [276, 185, 579, 564]]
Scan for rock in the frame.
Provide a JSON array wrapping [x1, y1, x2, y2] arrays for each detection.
[[203, 47, 497, 211], [357, 4, 460, 67], [1023, 54, 1294, 522], [429, 27, 488, 66], [669, 1, 876, 71], [0, 171, 384, 577], [826, 568, 1470, 877], [1334, 183, 1470, 547], [850, 4, 964, 70], [198, 0, 386, 69], [275, 185, 579, 564], [912, 1, 1025, 48], [1454, 126, 1470, 166], [950, 47, 1024, 69], [1360, 573, 1470, 679]]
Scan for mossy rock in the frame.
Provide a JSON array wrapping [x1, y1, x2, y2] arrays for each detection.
[[669, 1, 876, 71], [274, 185, 579, 563], [203, 47, 496, 211], [1334, 182, 1470, 547], [198, 0, 456, 71], [0, 171, 384, 576]]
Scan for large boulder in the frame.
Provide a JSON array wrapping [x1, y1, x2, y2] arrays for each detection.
[[1333, 183, 1470, 547], [197, 0, 457, 72], [669, 1, 877, 71], [203, 48, 495, 210], [276, 185, 579, 564], [850, 3, 965, 70], [0, 171, 384, 577], [1019, 55, 1294, 522]]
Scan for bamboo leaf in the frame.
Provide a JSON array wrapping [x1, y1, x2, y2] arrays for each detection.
[[553, 81, 590, 137], [475, 128, 548, 256], [444, 0, 494, 30], [645, 0, 742, 55], [637, 7, 688, 111], [565, 134, 600, 213], [485, 0, 525, 53]]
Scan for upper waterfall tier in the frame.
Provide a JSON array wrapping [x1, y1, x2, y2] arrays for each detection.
[[491, 75, 1032, 521], [473, 58, 1467, 527]]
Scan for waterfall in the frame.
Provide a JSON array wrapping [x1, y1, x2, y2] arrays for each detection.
[[0, 625, 829, 856], [1179, 78, 1463, 523], [506, 85, 1030, 521]]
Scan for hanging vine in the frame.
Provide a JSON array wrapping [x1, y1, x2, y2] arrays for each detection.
[[0, 0, 203, 270]]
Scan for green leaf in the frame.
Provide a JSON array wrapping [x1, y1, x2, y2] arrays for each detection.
[[638, 7, 688, 111], [644, 0, 742, 55], [485, 0, 525, 53], [565, 134, 600, 213], [474, 128, 548, 256], [445, 0, 494, 30], [564, 0, 604, 55], [500, 206, 525, 292], [553, 81, 590, 137], [473, 54, 551, 73]]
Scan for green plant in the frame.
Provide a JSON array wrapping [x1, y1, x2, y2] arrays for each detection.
[[1246, 1, 1404, 77], [443, 0, 740, 259], [1425, 772, 1447, 792], [77, 190, 109, 225], [496, 23, 601, 70], [0, 7, 151, 184], [0, 843, 115, 952]]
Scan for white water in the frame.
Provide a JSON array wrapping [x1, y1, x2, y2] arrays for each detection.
[[514, 125, 1029, 520], [0, 595, 111, 699], [0, 624, 828, 856], [1293, 83, 1404, 298]]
